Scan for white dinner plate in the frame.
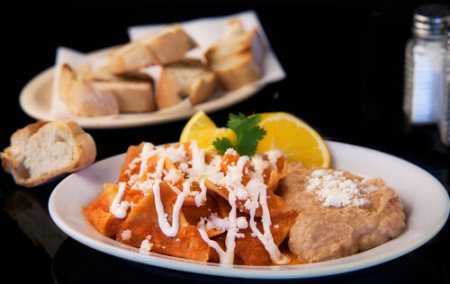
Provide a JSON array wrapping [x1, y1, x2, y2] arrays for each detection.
[[48, 141, 449, 279], [19, 11, 285, 129]]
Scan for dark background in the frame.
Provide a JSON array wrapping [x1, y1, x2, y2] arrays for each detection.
[[4, 0, 444, 148], [2, 1, 450, 283]]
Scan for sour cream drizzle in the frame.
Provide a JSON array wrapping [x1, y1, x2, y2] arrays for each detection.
[[109, 182, 130, 219], [195, 179, 208, 207], [199, 183, 238, 265], [110, 141, 288, 264], [153, 180, 190, 237], [247, 179, 289, 264]]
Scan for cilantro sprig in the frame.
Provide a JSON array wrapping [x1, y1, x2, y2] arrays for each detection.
[[213, 113, 266, 156]]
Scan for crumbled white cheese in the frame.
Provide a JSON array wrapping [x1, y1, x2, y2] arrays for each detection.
[[178, 162, 189, 172], [188, 140, 206, 179], [135, 179, 153, 193], [149, 157, 165, 180], [220, 155, 248, 190], [139, 238, 153, 255], [236, 233, 246, 238], [127, 174, 139, 187], [266, 149, 282, 169], [224, 148, 238, 156], [205, 214, 230, 231], [160, 144, 186, 163], [203, 158, 224, 185], [125, 157, 141, 175], [307, 169, 369, 207], [198, 214, 248, 231], [121, 229, 132, 240], [194, 179, 207, 207], [244, 198, 259, 211], [164, 168, 181, 184], [236, 216, 248, 229], [250, 155, 269, 177], [235, 185, 248, 200]]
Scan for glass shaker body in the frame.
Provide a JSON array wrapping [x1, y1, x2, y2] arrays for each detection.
[[403, 36, 447, 124], [439, 31, 450, 145]]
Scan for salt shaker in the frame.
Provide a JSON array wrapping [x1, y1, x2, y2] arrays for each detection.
[[439, 27, 450, 145], [403, 4, 448, 124]]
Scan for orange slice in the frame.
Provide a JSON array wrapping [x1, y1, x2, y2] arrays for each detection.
[[257, 112, 330, 168]]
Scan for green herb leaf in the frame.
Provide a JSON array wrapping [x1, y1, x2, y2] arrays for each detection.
[[213, 113, 266, 156], [212, 137, 234, 155]]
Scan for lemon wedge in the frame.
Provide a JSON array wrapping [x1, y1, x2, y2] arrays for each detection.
[[180, 111, 236, 152]]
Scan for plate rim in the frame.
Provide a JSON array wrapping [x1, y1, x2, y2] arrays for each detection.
[[48, 141, 450, 279]]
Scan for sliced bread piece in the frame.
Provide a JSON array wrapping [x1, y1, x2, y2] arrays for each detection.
[[209, 51, 262, 90], [106, 41, 157, 74], [108, 24, 197, 74], [89, 71, 155, 113], [59, 64, 155, 115], [59, 64, 119, 116], [65, 78, 120, 117], [205, 18, 266, 90], [59, 63, 76, 102], [205, 19, 249, 61], [145, 24, 197, 64], [1, 121, 97, 187], [156, 59, 217, 109]]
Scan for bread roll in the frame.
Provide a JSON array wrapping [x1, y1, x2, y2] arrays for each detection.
[[1, 121, 97, 187]]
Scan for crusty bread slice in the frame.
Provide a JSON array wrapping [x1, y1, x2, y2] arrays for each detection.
[[189, 72, 217, 105], [205, 18, 266, 90], [107, 41, 157, 74], [59, 63, 76, 102], [66, 78, 120, 117], [89, 72, 155, 113], [205, 19, 249, 61], [156, 59, 217, 109], [59, 64, 119, 116], [59, 64, 155, 115], [210, 51, 262, 90], [145, 24, 197, 64], [108, 24, 197, 74], [1, 121, 97, 187]]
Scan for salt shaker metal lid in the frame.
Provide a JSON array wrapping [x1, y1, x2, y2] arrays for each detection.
[[413, 4, 449, 38]]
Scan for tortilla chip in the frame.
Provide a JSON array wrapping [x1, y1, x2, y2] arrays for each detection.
[[84, 183, 123, 237], [117, 181, 210, 262]]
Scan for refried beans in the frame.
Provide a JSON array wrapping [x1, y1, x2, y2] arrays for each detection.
[[278, 163, 406, 263]]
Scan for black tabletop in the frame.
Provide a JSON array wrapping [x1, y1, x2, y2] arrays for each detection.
[[2, 1, 450, 283]]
